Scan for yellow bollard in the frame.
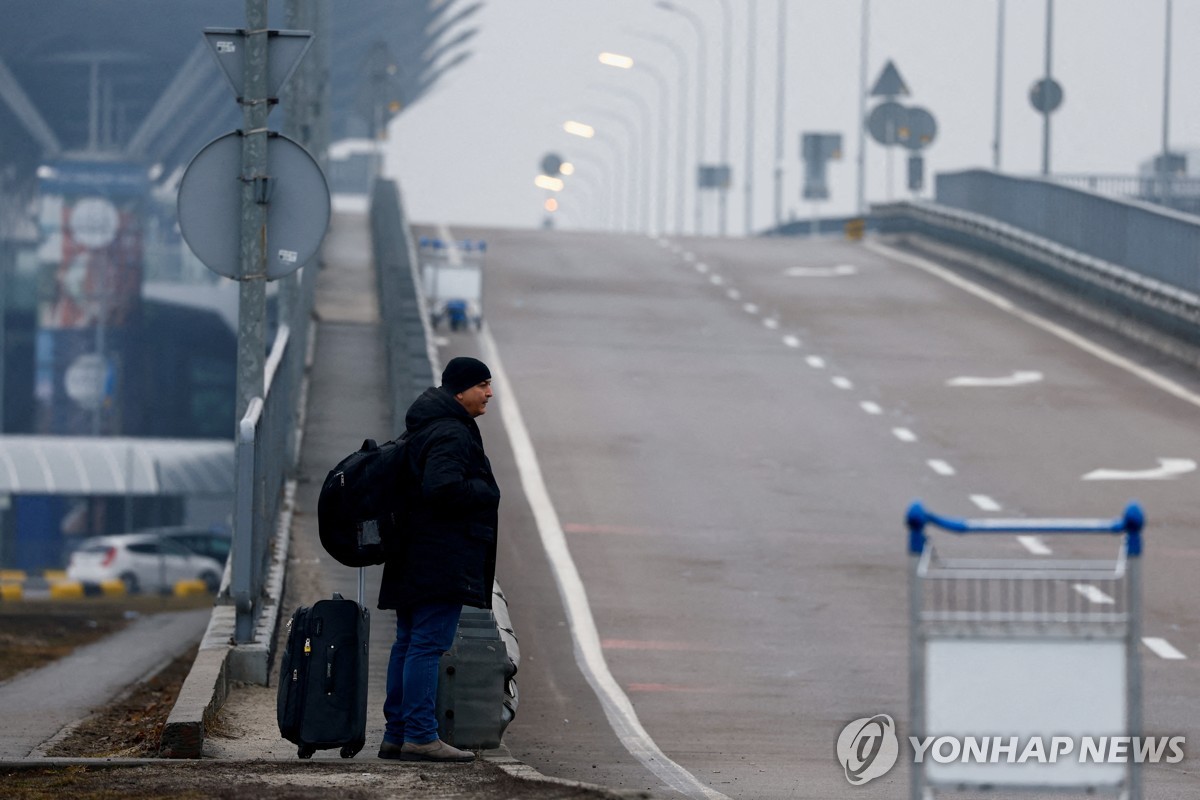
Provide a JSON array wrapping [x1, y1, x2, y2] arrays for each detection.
[[49, 581, 85, 600], [43, 569, 68, 582], [173, 579, 208, 598], [0, 584, 21, 601], [0, 570, 27, 582], [99, 579, 127, 597]]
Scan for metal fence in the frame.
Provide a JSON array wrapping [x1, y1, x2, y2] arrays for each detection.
[[231, 262, 316, 643], [935, 170, 1200, 296], [1052, 173, 1200, 217]]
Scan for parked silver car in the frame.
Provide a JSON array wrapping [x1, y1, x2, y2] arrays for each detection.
[[67, 532, 224, 594]]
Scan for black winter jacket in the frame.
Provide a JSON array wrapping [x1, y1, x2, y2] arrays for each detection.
[[378, 386, 500, 610]]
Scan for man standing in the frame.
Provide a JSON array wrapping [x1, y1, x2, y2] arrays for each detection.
[[377, 356, 500, 762]]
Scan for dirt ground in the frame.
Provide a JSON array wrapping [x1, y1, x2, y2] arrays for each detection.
[[0, 761, 648, 800]]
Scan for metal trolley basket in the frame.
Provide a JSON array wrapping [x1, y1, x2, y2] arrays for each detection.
[[905, 502, 1146, 799], [418, 236, 485, 331]]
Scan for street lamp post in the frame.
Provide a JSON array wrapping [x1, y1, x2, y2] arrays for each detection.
[[564, 119, 628, 231], [993, 0, 1005, 170], [744, 0, 757, 236], [599, 52, 671, 236], [594, 84, 655, 234], [578, 110, 641, 232], [1161, 0, 1173, 185], [626, 31, 690, 236], [856, 0, 871, 215], [656, 1, 708, 236], [1041, 0, 1054, 176], [773, 0, 787, 229]]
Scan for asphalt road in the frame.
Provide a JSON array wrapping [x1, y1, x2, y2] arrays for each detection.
[[417, 224, 1200, 799]]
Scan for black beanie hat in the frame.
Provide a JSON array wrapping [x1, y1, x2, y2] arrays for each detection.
[[441, 356, 491, 395]]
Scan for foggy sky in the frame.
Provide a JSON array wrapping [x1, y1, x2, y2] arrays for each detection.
[[385, 0, 1196, 234]]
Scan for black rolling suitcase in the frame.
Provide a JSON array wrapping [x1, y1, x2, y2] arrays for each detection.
[[277, 570, 370, 759]]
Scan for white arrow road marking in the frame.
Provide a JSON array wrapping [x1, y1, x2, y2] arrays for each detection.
[[1142, 638, 1187, 660], [946, 371, 1044, 387], [1082, 458, 1197, 481], [1017, 535, 1052, 555], [1073, 584, 1115, 605], [783, 264, 858, 278]]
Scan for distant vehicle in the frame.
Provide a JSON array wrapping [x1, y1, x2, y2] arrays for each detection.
[[148, 526, 231, 565], [66, 532, 224, 594]]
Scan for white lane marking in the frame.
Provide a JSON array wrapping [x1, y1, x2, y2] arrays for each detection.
[[1073, 584, 1115, 605], [927, 459, 956, 476], [726, 288, 741, 301], [743, 303, 759, 314], [970, 494, 1001, 511], [709, 274, 724, 286], [479, 325, 730, 800], [866, 240, 1200, 411], [832, 376, 853, 390], [1017, 535, 1052, 555], [1082, 458, 1197, 481], [947, 371, 1044, 387], [806, 356, 826, 369], [762, 317, 779, 330], [695, 262, 709, 273], [860, 401, 883, 415], [782, 334, 801, 348], [783, 264, 858, 278], [1142, 637, 1187, 660], [682, 252, 695, 262], [892, 427, 918, 443]]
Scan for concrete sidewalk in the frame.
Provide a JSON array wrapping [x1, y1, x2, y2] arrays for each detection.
[[0, 608, 209, 758]]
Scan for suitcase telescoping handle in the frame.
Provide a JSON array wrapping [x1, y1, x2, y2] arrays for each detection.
[[358, 565, 365, 607]]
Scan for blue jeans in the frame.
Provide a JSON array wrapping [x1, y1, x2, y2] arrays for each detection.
[[383, 603, 462, 745]]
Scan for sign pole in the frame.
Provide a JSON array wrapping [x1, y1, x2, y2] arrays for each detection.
[[237, 0, 269, 421]]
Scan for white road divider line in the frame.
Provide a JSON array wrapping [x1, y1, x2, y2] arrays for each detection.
[[806, 356, 826, 369], [860, 401, 883, 415], [763, 318, 779, 330], [1142, 637, 1187, 660], [709, 274, 724, 286], [743, 303, 759, 314], [969, 494, 1001, 512], [1072, 583, 1115, 605], [866, 240, 1200, 412], [479, 325, 731, 800], [892, 427, 918, 443], [682, 252, 695, 262], [726, 288, 741, 301], [1016, 535, 1052, 555], [695, 262, 709, 273], [782, 335, 801, 348], [927, 459, 956, 476], [831, 376, 853, 389]]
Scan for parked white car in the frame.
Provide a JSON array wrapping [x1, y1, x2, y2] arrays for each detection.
[[67, 532, 224, 594]]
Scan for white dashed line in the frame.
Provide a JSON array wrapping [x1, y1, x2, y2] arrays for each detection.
[[806, 356, 826, 369], [763, 318, 779, 330], [682, 252, 695, 262], [892, 427, 918, 443], [860, 401, 883, 415], [831, 376, 853, 390], [1072, 584, 1115, 605], [1016, 535, 1052, 555], [726, 289, 741, 301], [969, 494, 1001, 511], [710, 275, 724, 286], [743, 303, 759, 314], [695, 262, 709, 273], [1143, 637, 1187, 660], [926, 459, 956, 476], [782, 335, 801, 348]]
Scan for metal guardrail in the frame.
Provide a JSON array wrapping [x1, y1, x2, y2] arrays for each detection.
[[935, 169, 1200, 296], [1052, 173, 1200, 217]]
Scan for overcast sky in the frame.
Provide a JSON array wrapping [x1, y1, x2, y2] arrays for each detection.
[[385, 0, 1197, 234]]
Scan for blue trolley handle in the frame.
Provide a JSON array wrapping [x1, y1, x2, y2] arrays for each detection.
[[905, 501, 1144, 556]]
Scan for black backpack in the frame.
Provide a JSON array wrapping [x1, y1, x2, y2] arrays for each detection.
[[317, 437, 410, 567]]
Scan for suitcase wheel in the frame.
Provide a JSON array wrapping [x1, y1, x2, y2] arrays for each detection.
[[340, 738, 364, 759], [298, 744, 315, 759]]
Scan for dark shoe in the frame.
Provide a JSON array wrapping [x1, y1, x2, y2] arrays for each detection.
[[399, 738, 475, 762], [378, 740, 406, 759]]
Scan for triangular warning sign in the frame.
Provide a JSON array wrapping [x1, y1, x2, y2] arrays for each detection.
[[870, 60, 910, 98], [203, 28, 313, 101]]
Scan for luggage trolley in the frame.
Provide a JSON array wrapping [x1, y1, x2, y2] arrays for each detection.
[[906, 502, 1145, 800], [419, 236, 485, 331]]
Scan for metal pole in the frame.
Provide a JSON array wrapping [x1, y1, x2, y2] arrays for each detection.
[[856, 0, 870, 215], [993, 0, 1005, 170], [597, 86, 654, 235], [638, 64, 671, 237], [628, 32, 690, 237], [744, 0, 757, 236], [715, 0, 732, 236], [237, 0, 269, 420], [1161, 0, 1172, 183], [658, 4, 708, 236], [773, 0, 787, 229], [1041, 0, 1053, 176], [0, 244, 7, 434]]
